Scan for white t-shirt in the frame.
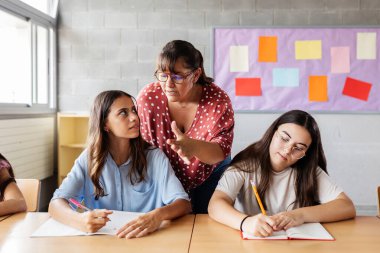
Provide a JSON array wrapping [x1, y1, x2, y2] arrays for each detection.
[[216, 167, 343, 215]]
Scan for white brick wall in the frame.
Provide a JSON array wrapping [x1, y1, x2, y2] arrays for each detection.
[[57, 0, 380, 212]]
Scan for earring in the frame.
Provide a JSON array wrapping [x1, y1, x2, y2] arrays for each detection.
[[104, 128, 109, 133]]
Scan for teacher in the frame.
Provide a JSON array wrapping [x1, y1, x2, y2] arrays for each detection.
[[137, 40, 234, 213]]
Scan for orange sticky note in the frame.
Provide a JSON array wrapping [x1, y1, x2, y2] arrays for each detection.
[[235, 78, 261, 96], [258, 36, 277, 62], [309, 76, 328, 102]]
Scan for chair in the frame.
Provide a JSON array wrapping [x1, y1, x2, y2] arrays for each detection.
[[378, 186, 380, 218], [15, 179, 40, 212]]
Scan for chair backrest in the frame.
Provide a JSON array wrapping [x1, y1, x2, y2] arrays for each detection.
[[15, 179, 40, 212], [378, 186, 380, 218]]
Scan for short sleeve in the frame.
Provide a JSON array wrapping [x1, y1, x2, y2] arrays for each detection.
[[51, 150, 88, 201], [215, 167, 245, 202], [317, 168, 344, 203], [137, 83, 159, 146], [150, 149, 190, 204], [209, 91, 234, 158]]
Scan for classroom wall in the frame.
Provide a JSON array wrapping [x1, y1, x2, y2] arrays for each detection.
[[57, 0, 380, 214]]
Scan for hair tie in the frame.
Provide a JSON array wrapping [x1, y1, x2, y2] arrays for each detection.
[[240, 215, 251, 232]]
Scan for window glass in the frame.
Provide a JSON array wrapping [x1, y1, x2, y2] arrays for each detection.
[[0, 10, 31, 104], [19, 0, 59, 18], [37, 25, 48, 104]]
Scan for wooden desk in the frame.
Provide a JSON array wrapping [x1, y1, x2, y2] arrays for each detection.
[[0, 212, 195, 253], [189, 215, 380, 253]]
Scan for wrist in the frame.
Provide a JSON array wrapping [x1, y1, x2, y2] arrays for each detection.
[[151, 207, 165, 222], [240, 215, 251, 232]]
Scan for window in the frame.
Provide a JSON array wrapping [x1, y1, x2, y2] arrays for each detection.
[[0, 0, 58, 114], [0, 11, 31, 104], [19, 0, 59, 18]]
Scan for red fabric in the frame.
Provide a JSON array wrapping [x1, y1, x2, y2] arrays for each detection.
[[137, 82, 234, 192]]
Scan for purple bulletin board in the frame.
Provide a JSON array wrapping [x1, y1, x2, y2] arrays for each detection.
[[213, 27, 380, 112]]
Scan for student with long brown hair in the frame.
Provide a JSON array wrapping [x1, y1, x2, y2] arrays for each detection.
[[0, 153, 27, 216], [208, 110, 355, 237], [49, 90, 190, 239]]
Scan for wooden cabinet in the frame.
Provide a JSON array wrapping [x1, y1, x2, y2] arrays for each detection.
[[57, 113, 89, 185]]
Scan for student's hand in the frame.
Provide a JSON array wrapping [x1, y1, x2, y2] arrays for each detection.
[[166, 121, 195, 165], [80, 209, 112, 233], [242, 214, 276, 237], [116, 210, 162, 239], [271, 211, 304, 230]]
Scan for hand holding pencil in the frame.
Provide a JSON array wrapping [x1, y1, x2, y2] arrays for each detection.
[[243, 180, 276, 237], [68, 198, 113, 233]]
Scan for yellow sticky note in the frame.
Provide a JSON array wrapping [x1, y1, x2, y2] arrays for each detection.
[[309, 76, 328, 102], [295, 40, 322, 60]]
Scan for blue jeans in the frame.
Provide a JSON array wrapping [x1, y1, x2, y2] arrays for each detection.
[[189, 156, 231, 214]]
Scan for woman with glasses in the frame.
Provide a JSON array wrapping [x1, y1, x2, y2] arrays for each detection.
[[137, 40, 234, 213], [208, 110, 355, 237], [0, 153, 27, 216]]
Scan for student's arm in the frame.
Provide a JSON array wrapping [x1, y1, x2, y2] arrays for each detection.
[[116, 198, 191, 239], [0, 182, 27, 216], [48, 198, 112, 233], [208, 190, 276, 237], [272, 192, 356, 230]]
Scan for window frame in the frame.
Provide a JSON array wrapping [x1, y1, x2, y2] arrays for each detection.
[[0, 0, 58, 115]]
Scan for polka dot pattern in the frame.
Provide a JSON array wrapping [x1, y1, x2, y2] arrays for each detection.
[[137, 82, 235, 192]]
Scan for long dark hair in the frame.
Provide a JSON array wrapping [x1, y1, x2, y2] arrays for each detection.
[[88, 90, 150, 200], [157, 40, 213, 86], [0, 153, 15, 201], [231, 110, 327, 209]]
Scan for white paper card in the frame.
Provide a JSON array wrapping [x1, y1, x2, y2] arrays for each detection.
[[31, 211, 143, 237], [357, 32, 377, 60], [229, 45, 249, 72]]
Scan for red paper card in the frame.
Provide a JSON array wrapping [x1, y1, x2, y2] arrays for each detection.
[[235, 78, 261, 96], [342, 77, 372, 101]]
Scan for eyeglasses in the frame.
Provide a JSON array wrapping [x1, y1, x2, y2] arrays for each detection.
[[154, 71, 194, 84], [275, 130, 307, 159]]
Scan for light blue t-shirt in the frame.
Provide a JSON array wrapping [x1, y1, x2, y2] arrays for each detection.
[[52, 148, 189, 212]]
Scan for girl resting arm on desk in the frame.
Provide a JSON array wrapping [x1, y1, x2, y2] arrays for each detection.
[[208, 110, 356, 237], [0, 154, 27, 216], [49, 90, 191, 239]]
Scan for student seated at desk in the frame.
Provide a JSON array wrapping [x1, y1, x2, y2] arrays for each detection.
[[49, 90, 191, 239], [0, 154, 27, 216], [208, 110, 356, 237]]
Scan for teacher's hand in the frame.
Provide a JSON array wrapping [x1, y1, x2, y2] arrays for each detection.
[[166, 121, 194, 165]]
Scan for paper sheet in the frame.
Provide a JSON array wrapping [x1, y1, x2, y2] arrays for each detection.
[[273, 68, 299, 87], [309, 75, 328, 102], [31, 211, 143, 237], [331, 47, 350, 73], [357, 32, 377, 60], [295, 40, 322, 60], [229, 45, 249, 72]]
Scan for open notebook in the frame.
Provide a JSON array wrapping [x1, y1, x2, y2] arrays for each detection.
[[31, 211, 143, 237], [242, 222, 334, 241]]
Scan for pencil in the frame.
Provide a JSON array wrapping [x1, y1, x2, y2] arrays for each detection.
[[250, 180, 267, 215]]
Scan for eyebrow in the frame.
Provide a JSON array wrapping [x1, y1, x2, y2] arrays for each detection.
[[116, 105, 135, 113], [280, 130, 308, 148]]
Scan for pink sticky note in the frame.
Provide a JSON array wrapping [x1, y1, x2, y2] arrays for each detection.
[[331, 47, 350, 74]]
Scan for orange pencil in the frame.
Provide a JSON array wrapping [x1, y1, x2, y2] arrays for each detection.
[[250, 180, 267, 215]]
